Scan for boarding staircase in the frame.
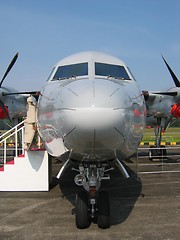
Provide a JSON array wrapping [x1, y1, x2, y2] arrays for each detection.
[[0, 119, 50, 191]]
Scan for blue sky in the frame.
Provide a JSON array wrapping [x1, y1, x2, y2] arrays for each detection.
[[0, 0, 179, 91]]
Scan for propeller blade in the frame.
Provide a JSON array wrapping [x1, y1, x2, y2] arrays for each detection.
[[2, 90, 40, 100], [0, 100, 11, 121], [161, 55, 180, 87], [153, 91, 178, 96], [0, 52, 19, 87], [2, 91, 39, 96]]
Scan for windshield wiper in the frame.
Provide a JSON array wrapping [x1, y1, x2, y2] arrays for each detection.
[[70, 75, 76, 79], [107, 75, 131, 80], [52, 75, 77, 81], [52, 77, 67, 81], [115, 77, 131, 80]]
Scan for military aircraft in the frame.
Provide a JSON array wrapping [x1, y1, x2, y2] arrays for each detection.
[[37, 51, 146, 228], [1, 51, 179, 228]]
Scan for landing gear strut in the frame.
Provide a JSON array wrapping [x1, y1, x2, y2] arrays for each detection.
[[149, 117, 167, 161]]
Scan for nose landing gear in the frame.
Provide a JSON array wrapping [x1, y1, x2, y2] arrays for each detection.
[[73, 163, 111, 229]]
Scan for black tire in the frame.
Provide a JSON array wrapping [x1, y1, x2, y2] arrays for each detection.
[[149, 146, 156, 161], [75, 191, 90, 229], [97, 191, 110, 229], [149, 145, 167, 161], [160, 145, 167, 159]]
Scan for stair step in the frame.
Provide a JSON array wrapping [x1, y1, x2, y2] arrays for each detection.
[[0, 165, 4, 171], [6, 159, 14, 165], [30, 147, 46, 151]]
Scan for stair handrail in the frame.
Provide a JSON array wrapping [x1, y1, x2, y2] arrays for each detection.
[[0, 120, 25, 164], [0, 120, 25, 143]]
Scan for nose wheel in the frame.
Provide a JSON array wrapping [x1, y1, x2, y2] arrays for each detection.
[[97, 191, 110, 229], [75, 191, 90, 229], [75, 191, 110, 229]]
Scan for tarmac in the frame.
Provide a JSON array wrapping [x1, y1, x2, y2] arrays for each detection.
[[0, 149, 180, 240]]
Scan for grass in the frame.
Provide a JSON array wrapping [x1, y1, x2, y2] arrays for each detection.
[[142, 127, 180, 143]]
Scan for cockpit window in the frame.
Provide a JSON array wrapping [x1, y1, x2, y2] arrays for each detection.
[[47, 67, 55, 81], [53, 62, 88, 80], [95, 62, 131, 80]]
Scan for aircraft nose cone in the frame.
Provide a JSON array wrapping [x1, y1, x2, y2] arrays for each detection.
[[58, 79, 129, 155]]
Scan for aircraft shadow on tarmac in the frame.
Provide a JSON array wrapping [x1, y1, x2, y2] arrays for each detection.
[[50, 160, 142, 227]]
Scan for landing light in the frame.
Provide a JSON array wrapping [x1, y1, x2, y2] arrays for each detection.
[[74, 174, 86, 186]]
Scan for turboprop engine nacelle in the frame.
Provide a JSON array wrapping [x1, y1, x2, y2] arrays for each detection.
[[171, 103, 180, 118]]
